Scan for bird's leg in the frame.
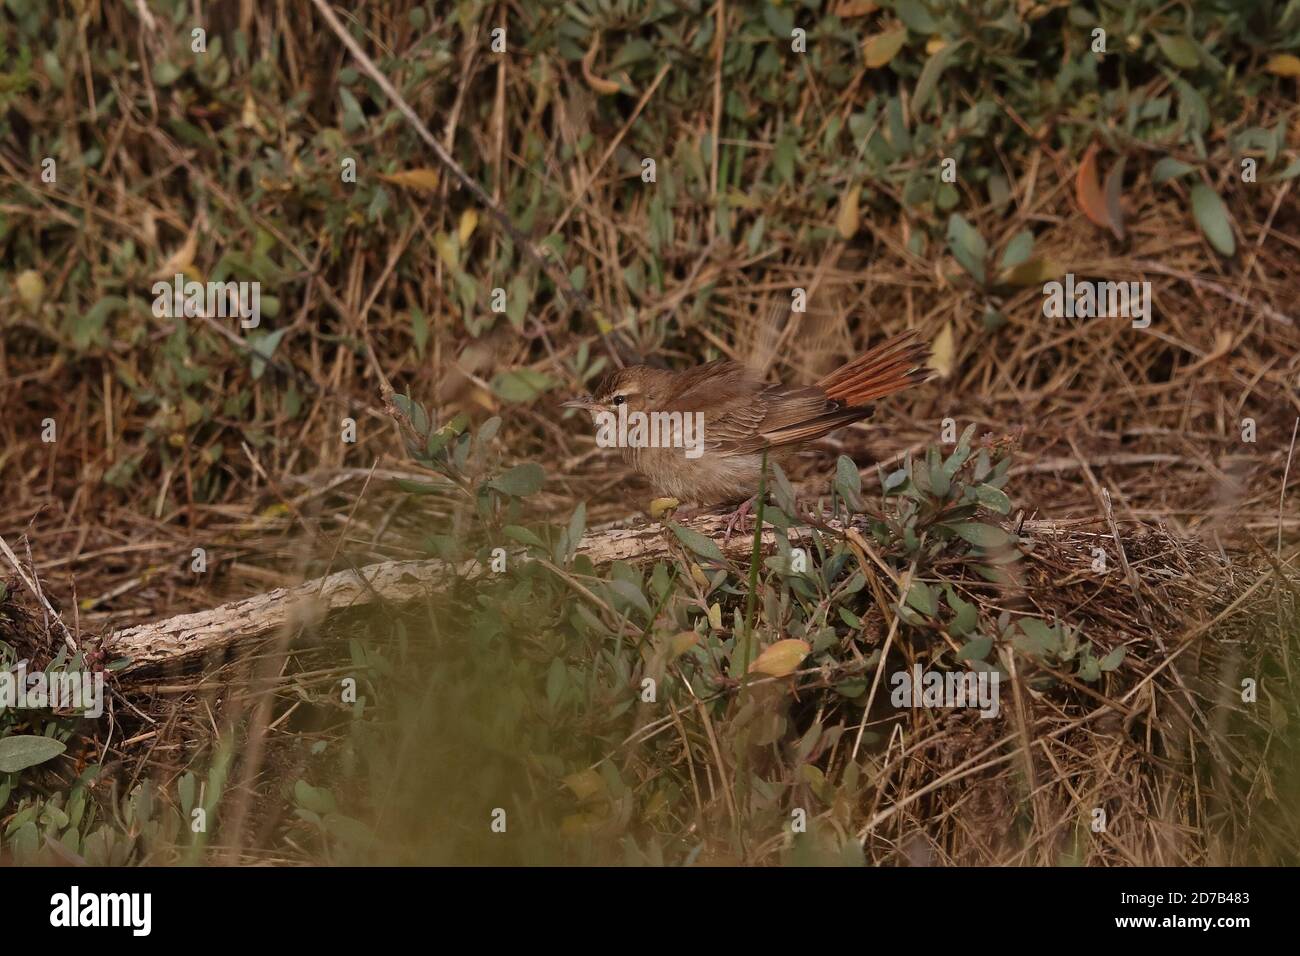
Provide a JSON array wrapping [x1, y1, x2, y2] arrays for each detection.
[[722, 495, 757, 543]]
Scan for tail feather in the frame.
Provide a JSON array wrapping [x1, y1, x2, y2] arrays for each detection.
[[817, 330, 932, 407]]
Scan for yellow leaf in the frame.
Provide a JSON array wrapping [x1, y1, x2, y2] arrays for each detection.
[[458, 209, 478, 245], [582, 34, 623, 95], [800, 763, 826, 787], [563, 768, 606, 802], [15, 270, 45, 311], [689, 563, 710, 589], [863, 26, 907, 69], [560, 812, 604, 836], [748, 638, 811, 677], [707, 602, 723, 631], [649, 496, 680, 519], [1185, 328, 1236, 373], [997, 257, 1062, 287], [725, 187, 763, 209], [836, 183, 861, 239], [926, 37, 947, 55], [1211, 328, 1234, 357], [240, 89, 264, 132], [930, 322, 955, 379], [669, 631, 700, 657], [433, 232, 459, 269], [379, 168, 441, 193], [154, 224, 199, 280], [1264, 54, 1300, 77], [643, 789, 669, 818]]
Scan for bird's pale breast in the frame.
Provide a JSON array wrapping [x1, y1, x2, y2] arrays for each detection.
[[624, 444, 764, 505]]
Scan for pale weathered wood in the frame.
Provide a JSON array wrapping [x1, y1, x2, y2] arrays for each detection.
[[99, 514, 803, 673], [99, 515, 1107, 674]]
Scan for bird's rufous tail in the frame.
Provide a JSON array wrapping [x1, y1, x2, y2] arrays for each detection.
[[817, 330, 933, 407]]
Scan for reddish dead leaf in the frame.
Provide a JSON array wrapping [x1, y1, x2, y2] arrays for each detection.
[[1075, 143, 1112, 235], [1103, 156, 1126, 240], [835, 0, 880, 15]]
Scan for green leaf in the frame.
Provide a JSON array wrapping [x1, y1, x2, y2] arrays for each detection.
[[503, 525, 544, 547], [772, 134, 797, 183], [477, 416, 502, 444], [606, 579, 652, 619], [835, 455, 862, 496], [546, 658, 567, 708], [761, 2, 795, 38], [1076, 652, 1101, 682], [491, 368, 555, 403], [1189, 183, 1235, 256], [928, 450, 950, 498], [323, 813, 373, 848], [1016, 618, 1060, 657], [339, 88, 366, 134], [973, 483, 1011, 515], [834, 454, 864, 509], [1152, 157, 1196, 184], [1173, 77, 1209, 137], [1099, 645, 1126, 672], [293, 779, 336, 815], [946, 587, 979, 636], [248, 328, 287, 381], [905, 580, 936, 616], [835, 679, 867, 699], [895, 0, 937, 34], [1155, 33, 1199, 69], [955, 634, 992, 661], [507, 276, 529, 330], [998, 230, 1034, 270], [1274, 157, 1300, 181], [178, 772, 196, 816], [950, 521, 1010, 548], [769, 460, 797, 515], [913, 41, 964, 114], [0, 736, 65, 773], [566, 502, 587, 559], [668, 522, 726, 563], [410, 307, 429, 357], [489, 463, 545, 497], [946, 213, 987, 285], [395, 478, 451, 495], [943, 424, 977, 476], [152, 61, 182, 87]]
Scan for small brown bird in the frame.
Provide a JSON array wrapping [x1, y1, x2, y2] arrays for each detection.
[[564, 330, 932, 532]]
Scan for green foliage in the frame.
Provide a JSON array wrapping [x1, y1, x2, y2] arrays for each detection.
[[4, 0, 1298, 866]]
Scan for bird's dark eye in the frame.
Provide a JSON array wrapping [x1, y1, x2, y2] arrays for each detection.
[[612, 395, 626, 406]]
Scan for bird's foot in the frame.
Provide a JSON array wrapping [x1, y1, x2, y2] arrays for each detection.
[[722, 496, 757, 544]]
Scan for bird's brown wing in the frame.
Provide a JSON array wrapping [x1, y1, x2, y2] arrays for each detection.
[[756, 387, 873, 450], [666, 361, 773, 454], [754, 331, 932, 448], [669, 365, 856, 455], [663, 333, 929, 457]]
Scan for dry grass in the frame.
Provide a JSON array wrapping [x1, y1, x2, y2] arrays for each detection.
[[2, 0, 1299, 865]]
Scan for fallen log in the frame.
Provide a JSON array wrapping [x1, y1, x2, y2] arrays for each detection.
[[97, 513, 1217, 675], [100, 513, 789, 673]]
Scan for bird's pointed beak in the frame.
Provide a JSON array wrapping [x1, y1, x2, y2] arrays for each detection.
[[561, 395, 593, 409]]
